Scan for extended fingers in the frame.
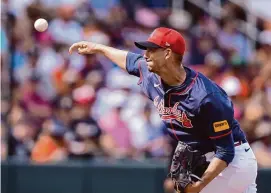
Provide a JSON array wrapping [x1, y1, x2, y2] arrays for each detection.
[[69, 42, 87, 54], [69, 43, 78, 54]]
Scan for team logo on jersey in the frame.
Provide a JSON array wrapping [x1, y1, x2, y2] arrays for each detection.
[[154, 96, 193, 128], [213, 120, 229, 132]]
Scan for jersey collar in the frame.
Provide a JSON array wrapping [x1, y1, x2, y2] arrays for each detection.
[[156, 66, 198, 94]]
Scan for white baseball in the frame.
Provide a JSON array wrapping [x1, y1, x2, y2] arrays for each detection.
[[34, 18, 48, 32]]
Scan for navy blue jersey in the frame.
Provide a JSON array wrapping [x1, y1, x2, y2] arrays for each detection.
[[126, 52, 247, 164]]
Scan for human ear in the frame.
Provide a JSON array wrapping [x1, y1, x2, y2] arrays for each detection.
[[165, 48, 172, 60]]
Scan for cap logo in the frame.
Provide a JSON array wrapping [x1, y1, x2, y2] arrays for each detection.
[[165, 42, 170, 46]]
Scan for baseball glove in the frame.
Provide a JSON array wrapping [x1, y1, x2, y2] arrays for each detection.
[[168, 141, 210, 193]]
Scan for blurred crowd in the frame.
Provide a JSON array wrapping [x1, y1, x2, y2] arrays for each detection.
[[1, 0, 271, 168]]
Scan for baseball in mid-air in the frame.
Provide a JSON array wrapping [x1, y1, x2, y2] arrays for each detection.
[[34, 18, 48, 32]]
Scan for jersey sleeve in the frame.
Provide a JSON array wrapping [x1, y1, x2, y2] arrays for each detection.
[[200, 92, 234, 139], [126, 52, 149, 85], [126, 52, 152, 98], [200, 92, 235, 165]]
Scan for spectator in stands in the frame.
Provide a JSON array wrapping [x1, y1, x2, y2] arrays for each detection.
[[49, 4, 82, 45], [14, 47, 40, 84], [137, 104, 169, 158], [79, 55, 106, 91], [9, 120, 37, 160], [67, 84, 104, 159], [52, 56, 78, 96], [20, 75, 52, 123], [218, 18, 252, 64], [250, 121, 271, 168], [0, 0, 270, 168], [31, 118, 68, 163], [99, 95, 134, 159]]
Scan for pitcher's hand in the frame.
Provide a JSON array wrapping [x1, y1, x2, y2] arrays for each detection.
[[69, 41, 98, 55]]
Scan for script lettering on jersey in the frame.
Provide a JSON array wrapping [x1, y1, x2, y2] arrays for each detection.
[[153, 96, 193, 128]]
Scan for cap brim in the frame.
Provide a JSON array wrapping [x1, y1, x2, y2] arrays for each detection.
[[134, 41, 161, 50]]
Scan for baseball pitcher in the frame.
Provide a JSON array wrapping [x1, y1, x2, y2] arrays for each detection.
[[69, 27, 258, 193]]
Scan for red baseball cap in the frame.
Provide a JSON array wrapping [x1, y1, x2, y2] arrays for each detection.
[[135, 27, 186, 55]]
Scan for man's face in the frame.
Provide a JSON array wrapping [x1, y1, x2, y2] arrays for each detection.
[[144, 48, 166, 73]]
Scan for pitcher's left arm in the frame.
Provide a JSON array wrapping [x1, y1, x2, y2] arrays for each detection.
[[186, 92, 235, 192]]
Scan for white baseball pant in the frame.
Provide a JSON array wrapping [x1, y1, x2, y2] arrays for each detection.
[[200, 142, 258, 193]]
